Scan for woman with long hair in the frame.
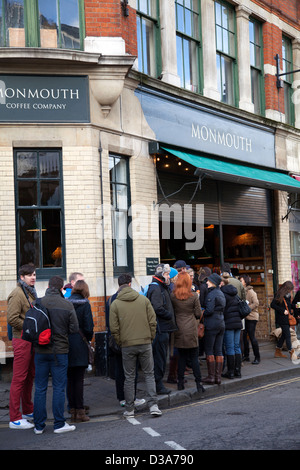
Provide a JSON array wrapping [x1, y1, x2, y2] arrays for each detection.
[[239, 274, 260, 365], [67, 280, 94, 422], [170, 272, 205, 393], [271, 281, 295, 359]]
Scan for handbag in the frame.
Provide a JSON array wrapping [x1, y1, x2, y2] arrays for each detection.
[[237, 297, 251, 319], [108, 335, 121, 355], [283, 299, 297, 327], [79, 330, 94, 365], [197, 322, 205, 339]]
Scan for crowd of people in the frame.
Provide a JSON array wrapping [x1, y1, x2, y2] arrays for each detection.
[[6, 260, 299, 432]]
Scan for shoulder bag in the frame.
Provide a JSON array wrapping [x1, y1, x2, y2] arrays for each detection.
[[283, 299, 297, 327]]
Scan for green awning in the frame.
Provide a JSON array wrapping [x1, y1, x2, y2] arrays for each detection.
[[162, 147, 300, 193]]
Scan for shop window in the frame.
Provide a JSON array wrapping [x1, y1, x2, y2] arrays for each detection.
[[215, 0, 237, 106], [282, 36, 295, 126], [14, 149, 65, 279], [0, 0, 84, 50], [290, 231, 300, 290], [136, 0, 161, 77], [175, 0, 201, 93], [109, 154, 133, 276], [249, 18, 264, 115]]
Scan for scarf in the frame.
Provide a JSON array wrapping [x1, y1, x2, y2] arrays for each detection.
[[19, 279, 37, 300]]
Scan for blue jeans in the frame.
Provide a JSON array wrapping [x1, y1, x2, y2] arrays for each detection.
[[224, 329, 241, 356], [34, 353, 68, 431]]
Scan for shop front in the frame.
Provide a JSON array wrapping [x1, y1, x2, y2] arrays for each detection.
[[136, 85, 300, 338]]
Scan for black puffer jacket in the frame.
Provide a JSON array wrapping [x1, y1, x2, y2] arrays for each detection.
[[68, 293, 94, 368], [147, 276, 177, 333], [203, 286, 226, 331], [221, 284, 243, 330]]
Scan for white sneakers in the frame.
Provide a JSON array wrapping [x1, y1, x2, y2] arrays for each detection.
[[150, 404, 162, 417], [123, 404, 162, 418], [53, 423, 76, 433], [120, 398, 146, 407], [9, 419, 34, 430], [9, 419, 75, 433]]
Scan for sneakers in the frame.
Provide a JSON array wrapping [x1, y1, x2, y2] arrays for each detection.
[[120, 398, 146, 407], [134, 398, 146, 406], [9, 419, 34, 430], [150, 404, 162, 417], [54, 422, 76, 434], [123, 410, 134, 418], [34, 427, 44, 434]]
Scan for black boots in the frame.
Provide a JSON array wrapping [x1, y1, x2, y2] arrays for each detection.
[[222, 355, 235, 379]]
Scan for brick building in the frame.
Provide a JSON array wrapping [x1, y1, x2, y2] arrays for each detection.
[[1, 0, 300, 371]]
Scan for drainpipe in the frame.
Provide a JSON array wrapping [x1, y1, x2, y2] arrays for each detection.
[[96, 132, 108, 376]]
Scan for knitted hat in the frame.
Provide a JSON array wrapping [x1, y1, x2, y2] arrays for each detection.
[[207, 273, 222, 286], [169, 267, 178, 279]]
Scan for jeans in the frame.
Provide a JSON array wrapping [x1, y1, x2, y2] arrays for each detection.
[[122, 344, 157, 411], [34, 353, 68, 431], [152, 332, 169, 391], [224, 329, 242, 356], [204, 326, 225, 356], [243, 320, 260, 359], [277, 324, 292, 351], [9, 338, 35, 421]]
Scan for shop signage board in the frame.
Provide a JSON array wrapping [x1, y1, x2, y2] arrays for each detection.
[[0, 75, 90, 122], [136, 87, 275, 169], [146, 257, 159, 275]]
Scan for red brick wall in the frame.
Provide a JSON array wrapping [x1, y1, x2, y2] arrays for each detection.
[[84, 0, 137, 55]]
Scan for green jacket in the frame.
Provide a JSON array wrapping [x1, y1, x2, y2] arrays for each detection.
[[109, 286, 157, 347]]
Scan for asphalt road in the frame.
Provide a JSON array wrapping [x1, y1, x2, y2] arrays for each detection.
[[1, 376, 299, 454]]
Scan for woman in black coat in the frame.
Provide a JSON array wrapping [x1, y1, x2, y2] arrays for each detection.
[[271, 281, 295, 359], [67, 280, 94, 422], [220, 274, 243, 379]]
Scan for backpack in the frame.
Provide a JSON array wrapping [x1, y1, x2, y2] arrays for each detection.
[[21, 285, 52, 347], [139, 282, 159, 297]]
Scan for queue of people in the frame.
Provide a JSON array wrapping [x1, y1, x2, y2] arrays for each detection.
[[7, 265, 94, 433], [7, 260, 299, 432]]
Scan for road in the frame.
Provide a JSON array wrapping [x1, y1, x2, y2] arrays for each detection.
[[0, 376, 299, 455]]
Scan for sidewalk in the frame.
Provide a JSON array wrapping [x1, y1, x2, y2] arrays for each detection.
[[0, 341, 299, 424]]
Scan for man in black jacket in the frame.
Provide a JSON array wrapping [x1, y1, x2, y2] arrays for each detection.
[[147, 264, 177, 395], [33, 276, 79, 434]]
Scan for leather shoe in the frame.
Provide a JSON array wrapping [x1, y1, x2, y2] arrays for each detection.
[[252, 358, 260, 364], [157, 387, 172, 395]]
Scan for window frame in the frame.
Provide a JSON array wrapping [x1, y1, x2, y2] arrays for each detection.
[[175, 0, 202, 94], [0, 0, 85, 50], [249, 17, 265, 116], [109, 154, 133, 277], [136, 0, 161, 78], [214, 0, 238, 107], [282, 35, 295, 126], [14, 148, 66, 280]]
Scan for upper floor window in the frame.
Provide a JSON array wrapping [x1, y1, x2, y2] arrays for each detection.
[[136, 0, 161, 77], [0, 0, 84, 50], [14, 149, 65, 279], [215, 0, 237, 106], [175, 0, 201, 93], [249, 18, 264, 115], [282, 36, 295, 126]]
